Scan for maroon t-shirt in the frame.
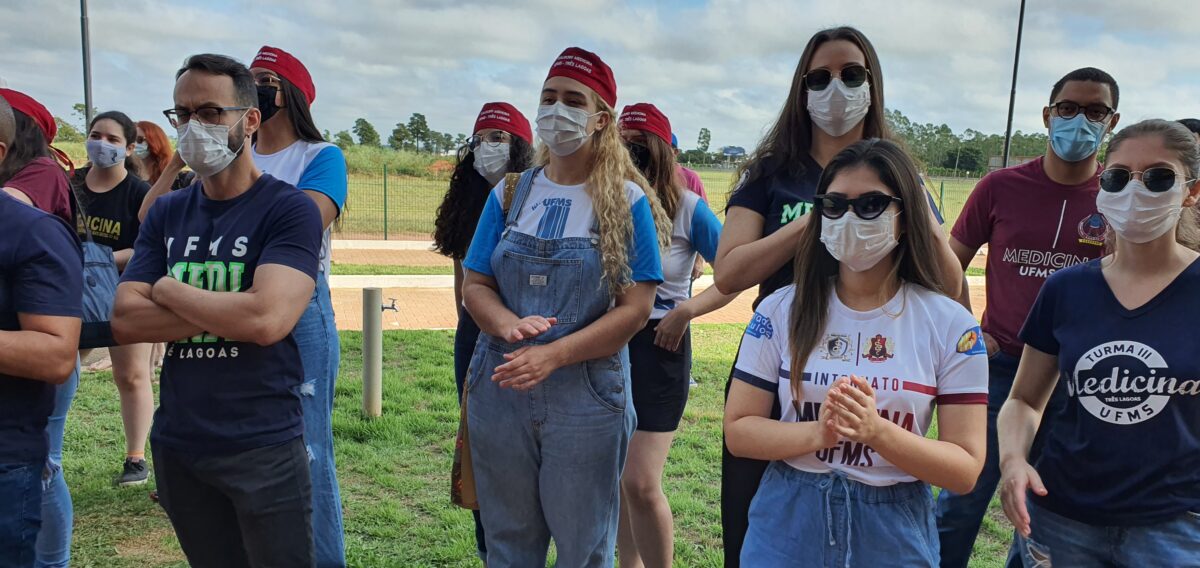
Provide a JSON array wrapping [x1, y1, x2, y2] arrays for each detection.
[[4, 157, 73, 225], [951, 156, 1107, 356]]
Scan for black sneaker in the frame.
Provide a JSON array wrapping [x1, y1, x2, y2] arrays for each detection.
[[117, 458, 150, 487]]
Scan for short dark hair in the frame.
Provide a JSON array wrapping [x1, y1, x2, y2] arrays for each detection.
[[176, 53, 256, 108], [1177, 118, 1200, 135], [1049, 67, 1119, 109], [0, 95, 13, 147], [89, 110, 136, 146]]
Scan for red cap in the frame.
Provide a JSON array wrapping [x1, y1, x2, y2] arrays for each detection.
[[474, 102, 532, 144], [251, 45, 316, 105], [619, 103, 673, 146], [0, 88, 56, 143], [546, 47, 617, 108]]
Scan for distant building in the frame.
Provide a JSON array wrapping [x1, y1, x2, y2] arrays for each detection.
[[988, 155, 1040, 171]]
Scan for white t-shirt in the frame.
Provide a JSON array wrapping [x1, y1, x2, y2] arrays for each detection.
[[652, 191, 722, 319], [733, 283, 989, 486], [252, 140, 347, 276]]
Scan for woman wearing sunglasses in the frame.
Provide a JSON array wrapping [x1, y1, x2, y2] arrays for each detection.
[[711, 26, 964, 565], [998, 119, 1200, 566], [432, 101, 533, 563], [725, 138, 988, 567]]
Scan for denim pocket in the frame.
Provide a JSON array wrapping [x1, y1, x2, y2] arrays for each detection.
[[499, 252, 582, 324], [582, 354, 625, 413]]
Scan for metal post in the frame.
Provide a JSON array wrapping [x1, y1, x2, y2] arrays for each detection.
[[382, 164, 389, 241], [362, 287, 383, 418], [80, 0, 94, 126], [939, 181, 945, 213], [1002, 0, 1027, 168]]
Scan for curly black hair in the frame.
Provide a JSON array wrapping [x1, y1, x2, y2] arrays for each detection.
[[432, 137, 533, 259]]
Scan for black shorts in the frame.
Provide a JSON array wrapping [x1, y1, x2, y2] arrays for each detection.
[[628, 318, 691, 432]]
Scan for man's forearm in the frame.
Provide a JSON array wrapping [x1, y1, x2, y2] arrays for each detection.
[[112, 294, 202, 344]]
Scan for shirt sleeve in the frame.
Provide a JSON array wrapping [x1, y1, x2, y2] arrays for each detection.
[[14, 216, 82, 318], [950, 173, 995, 249], [725, 171, 769, 216], [120, 199, 168, 286], [733, 291, 787, 392], [296, 146, 348, 213], [629, 194, 663, 283], [258, 191, 323, 282], [462, 189, 505, 277], [1019, 270, 1062, 355], [936, 307, 990, 404], [5, 160, 73, 225], [689, 199, 722, 263]]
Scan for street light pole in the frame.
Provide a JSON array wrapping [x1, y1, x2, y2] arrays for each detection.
[[1001, 0, 1026, 168], [80, 0, 94, 126]]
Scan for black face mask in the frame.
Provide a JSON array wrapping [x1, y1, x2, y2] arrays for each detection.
[[627, 142, 651, 174], [256, 85, 282, 124]]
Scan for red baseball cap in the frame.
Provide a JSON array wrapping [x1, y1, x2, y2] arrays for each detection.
[[474, 102, 532, 144], [619, 103, 673, 146], [545, 47, 617, 108], [0, 88, 56, 143], [251, 45, 316, 105]]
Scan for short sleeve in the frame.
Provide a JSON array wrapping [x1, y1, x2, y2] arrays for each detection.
[[296, 146, 348, 212], [463, 189, 505, 277], [120, 200, 168, 285], [14, 216, 82, 318], [936, 309, 990, 405], [726, 172, 769, 216], [689, 199, 722, 263], [629, 195, 663, 283], [259, 191, 323, 281], [1019, 271, 1062, 355], [950, 174, 996, 249], [733, 292, 787, 392], [5, 159, 73, 225]]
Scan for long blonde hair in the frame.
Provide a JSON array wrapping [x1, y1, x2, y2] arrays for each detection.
[[537, 93, 672, 296]]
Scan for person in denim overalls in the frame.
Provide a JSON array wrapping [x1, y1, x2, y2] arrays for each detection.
[[460, 47, 669, 567]]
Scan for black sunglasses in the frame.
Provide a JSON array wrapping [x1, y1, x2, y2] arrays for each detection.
[[816, 193, 902, 220], [803, 64, 870, 91], [1100, 167, 1185, 193]]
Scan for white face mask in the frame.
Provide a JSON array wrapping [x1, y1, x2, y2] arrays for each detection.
[[176, 112, 248, 178], [86, 139, 125, 169], [133, 142, 150, 159], [1096, 179, 1184, 244], [820, 209, 899, 272], [473, 142, 510, 186], [807, 78, 871, 138], [536, 103, 597, 157]]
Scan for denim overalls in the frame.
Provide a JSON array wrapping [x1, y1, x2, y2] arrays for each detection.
[[466, 167, 635, 567]]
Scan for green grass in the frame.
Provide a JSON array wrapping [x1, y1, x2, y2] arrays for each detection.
[[329, 263, 452, 276], [967, 267, 985, 277], [66, 326, 1012, 566]]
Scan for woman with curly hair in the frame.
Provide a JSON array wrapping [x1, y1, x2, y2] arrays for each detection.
[[461, 47, 670, 567]]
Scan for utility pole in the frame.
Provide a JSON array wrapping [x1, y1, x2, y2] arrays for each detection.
[[1002, 0, 1027, 168], [81, 0, 94, 126]]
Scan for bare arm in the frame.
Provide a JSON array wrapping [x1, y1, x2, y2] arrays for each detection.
[[111, 281, 203, 345], [151, 264, 316, 346], [998, 346, 1060, 535], [3, 187, 34, 206], [302, 190, 339, 231], [653, 283, 740, 351], [453, 259, 465, 311], [113, 248, 134, 272], [724, 379, 837, 460], [949, 237, 978, 313], [712, 206, 807, 295], [928, 207, 965, 299], [138, 153, 185, 222], [0, 313, 80, 383]]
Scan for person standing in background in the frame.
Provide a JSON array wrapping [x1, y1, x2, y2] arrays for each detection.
[[131, 120, 195, 191]]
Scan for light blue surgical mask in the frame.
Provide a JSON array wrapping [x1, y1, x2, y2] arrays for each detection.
[[1049, 114, 1107, 162]]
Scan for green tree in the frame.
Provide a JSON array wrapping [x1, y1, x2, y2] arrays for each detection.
[[54, 117, 84, 143], [353, 118, 381, 147], [454, 133, 468, 148], [333, 130, 355, 149], [942, 145, 984, 173], [389, 123, 413, 151], [72, 102, 97, 130], [322, 129, 331, 142], [697, 128, 711, 153], [406, 113, 431, 152]]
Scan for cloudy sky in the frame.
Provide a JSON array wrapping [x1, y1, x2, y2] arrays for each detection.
[[2, 0, 1195, 152]]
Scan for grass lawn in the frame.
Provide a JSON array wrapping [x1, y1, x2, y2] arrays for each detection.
[[66, 326, 1011, 566], [329, 263, 452, 276]]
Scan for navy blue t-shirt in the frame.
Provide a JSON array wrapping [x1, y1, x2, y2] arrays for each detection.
[[0, 194, 82, 463], [121, 174, 321, 454], [1021, 258, 1200, 525]]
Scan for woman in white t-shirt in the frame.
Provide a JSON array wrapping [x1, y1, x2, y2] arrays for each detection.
[[725, 138, 988, 567]]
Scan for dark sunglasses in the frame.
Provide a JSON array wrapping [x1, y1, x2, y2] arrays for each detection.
[[816, 192, 902, 220], [803, 64, 870, 91], [1099, 167, 1185, 193]]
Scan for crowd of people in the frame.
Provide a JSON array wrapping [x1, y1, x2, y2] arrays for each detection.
[[0, 22, 1197, 568]]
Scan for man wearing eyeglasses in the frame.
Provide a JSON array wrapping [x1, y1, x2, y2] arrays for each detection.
[[112, 53, 322, 567], [935, 67, 1121, 568]]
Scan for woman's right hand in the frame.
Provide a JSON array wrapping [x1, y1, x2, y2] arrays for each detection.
[[818, 387, 843, 448], [504, 315, 557, 343], [1000, 459, 1047, 538]]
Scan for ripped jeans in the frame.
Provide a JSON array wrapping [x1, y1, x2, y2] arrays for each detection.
[[1022, 499, 1200, 567], [294, 273, 344, 567]]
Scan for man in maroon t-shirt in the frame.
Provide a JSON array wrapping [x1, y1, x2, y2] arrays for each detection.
[[934, 68, 1121, 568]]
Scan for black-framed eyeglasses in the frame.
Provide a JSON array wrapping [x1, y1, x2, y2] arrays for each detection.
[[803, 64, 870, 91], [815, 192, 902, 220], [162, 106, 251, 127], [1100, 167, 1192, 193], [468, 131, 512, 150], [1051, 101, 1114, 123]]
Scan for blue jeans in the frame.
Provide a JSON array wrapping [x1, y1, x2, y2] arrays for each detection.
[[35, 363, 77, 568], [453, 308, 486, 560], [0, 461, 43, 568], [935, 352, 1066, 568], [294, 273, 345, 567], [742, 462, 940, 567], [1023, 500, 1200, 567]]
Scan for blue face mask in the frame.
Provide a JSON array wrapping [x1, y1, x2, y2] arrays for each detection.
[[1049, 114, 1107, 162]]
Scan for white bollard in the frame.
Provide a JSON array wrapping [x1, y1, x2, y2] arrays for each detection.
[[363, 287, 383, 418]]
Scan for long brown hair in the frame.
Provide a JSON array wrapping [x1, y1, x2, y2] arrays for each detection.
[[1104, 119, 1200, 252], [733, 26, 889, 193], [136, 120, 172, 184], [639, 130, 683, 220], [788, 139, 945, 404]]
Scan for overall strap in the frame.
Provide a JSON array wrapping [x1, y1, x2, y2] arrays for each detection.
[[503, 166, 542, 227]]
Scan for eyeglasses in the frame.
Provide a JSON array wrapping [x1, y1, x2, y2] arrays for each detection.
[[815, 192, 902, 220], [1051, 101, 1114, 123], [1100, 167, 1193, 193], [162, 106, 251, 128], [468, 132, 512, 150], [254, 75, 281, 88], [803, 64, 870, 91]]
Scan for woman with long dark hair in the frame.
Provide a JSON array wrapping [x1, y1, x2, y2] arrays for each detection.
[[725, 139, 987, 566], [709, 28, 964, 565], [432, 101, 533, 563]]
